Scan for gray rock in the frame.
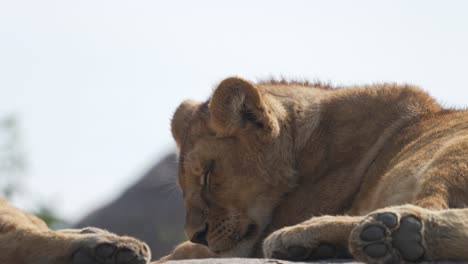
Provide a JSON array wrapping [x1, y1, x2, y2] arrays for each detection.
[[165, 259, 458, 264], [165, 259, 360, 264]]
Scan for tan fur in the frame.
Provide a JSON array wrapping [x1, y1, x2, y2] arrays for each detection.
[[163, 77, 468, 263], [0, 199, 151, 264]]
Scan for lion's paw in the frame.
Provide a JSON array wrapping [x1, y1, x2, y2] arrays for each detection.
[[263, 216, 356, 261], [70, 228, 151, 264], [263, 225, 338, 261], [349, 205, 427, 264]]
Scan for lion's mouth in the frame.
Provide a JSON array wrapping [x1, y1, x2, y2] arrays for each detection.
[[243, 223, 258, 240], [211, 223, 258, 254]]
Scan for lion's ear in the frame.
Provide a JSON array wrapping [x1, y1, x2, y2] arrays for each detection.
[[171, 100, 200, 148], [209, 77, 279, 140]]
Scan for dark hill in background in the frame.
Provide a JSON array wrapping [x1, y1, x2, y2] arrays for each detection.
[[74, 153, 185, 259]]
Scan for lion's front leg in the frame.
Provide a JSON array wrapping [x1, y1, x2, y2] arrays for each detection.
[[263, 215, 361, 261], [6, 227, 151, 264], [1, 199, 150, 264], [153, 241, 216, 263]]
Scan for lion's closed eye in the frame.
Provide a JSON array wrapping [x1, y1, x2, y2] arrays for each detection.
[[201, 160, 214, 189]]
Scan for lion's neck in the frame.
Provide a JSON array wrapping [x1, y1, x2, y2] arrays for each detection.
[[270, 84, 441, 229]]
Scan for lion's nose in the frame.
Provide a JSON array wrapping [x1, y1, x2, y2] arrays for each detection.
[[190, 223, 208, 246]]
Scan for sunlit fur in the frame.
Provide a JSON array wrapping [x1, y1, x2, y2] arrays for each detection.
[[162, 77, 468, 262], [0, 199, 150, 264]]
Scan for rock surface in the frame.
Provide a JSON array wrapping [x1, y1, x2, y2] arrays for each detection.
[[164, 258, 456, 264], [165, 259, 358, 264]]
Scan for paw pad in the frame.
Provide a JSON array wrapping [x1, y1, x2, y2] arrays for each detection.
[[352, 212, 425, 264], [309, 243, 336, 259], [96, 243, 116, 258], [392, 216, 424, 261], [116, 249, 138, 263], [364, 243, 387, 258], [72, 242, 148, 264], [361, 226, 385, 241], [286, 246, 309, 260], [376, 213, 397, 228]]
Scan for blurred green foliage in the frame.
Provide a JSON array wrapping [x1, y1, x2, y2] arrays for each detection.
[[34, 205, 68, 229], [0, 114, 66, 228], [0, 115, 25, 199]]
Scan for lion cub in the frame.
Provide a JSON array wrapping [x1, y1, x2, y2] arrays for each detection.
[[161, 77, 468, 264], [0, 199, 150, 264]]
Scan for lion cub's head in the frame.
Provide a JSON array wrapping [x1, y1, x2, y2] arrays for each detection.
[[171, 77, 297, 257]]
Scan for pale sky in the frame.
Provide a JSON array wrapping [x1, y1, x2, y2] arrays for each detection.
[[1, 0, 467, 222]]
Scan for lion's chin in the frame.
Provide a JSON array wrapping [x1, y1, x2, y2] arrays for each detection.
[[212, 223, 261, 257], [216, 239, 257, 258]]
